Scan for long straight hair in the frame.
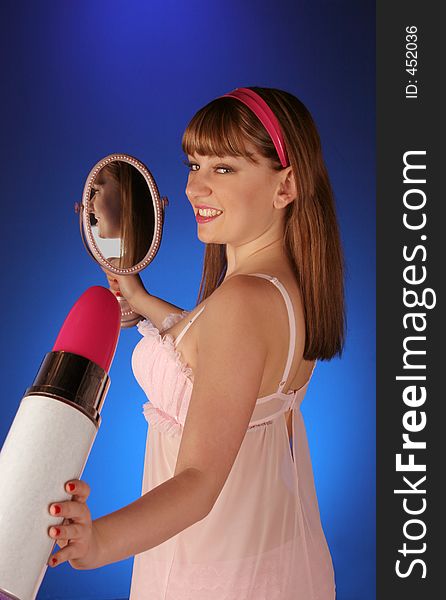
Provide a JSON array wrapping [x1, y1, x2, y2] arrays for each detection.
[[182, 87, 346, 361]]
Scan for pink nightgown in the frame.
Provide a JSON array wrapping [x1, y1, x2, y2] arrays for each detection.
[[129, 273, 336, 599]]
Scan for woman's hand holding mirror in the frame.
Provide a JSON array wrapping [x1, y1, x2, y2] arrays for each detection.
[[102, 267, 148, 313]]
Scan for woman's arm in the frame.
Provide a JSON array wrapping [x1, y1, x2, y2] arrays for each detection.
[[129, 287, 186, 329], [104, 269, 186, 330], [92, 467, 212, 568], [48, 468, 213, 570]]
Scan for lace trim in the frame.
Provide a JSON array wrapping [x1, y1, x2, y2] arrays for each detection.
[[160, 309, 190, 332], [136, 312, 195, 384], [247, 420, 273, 431], [136, 310, 190, 336], [143, 402, 183, 436], [143, 401, 276, 437]]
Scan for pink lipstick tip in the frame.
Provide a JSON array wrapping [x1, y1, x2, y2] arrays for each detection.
[[52, 286, 121, 372]]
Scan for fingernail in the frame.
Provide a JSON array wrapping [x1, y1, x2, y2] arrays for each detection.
[[67, 483, 75, 492], [52, 505, 61, 515], [51, 527, 61, 537], [51, 557, 57, 566], [115, 291, 121, 297]]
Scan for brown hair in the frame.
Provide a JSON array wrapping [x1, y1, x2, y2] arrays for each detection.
[[182, 87, 346, 361], [102, 162, 154, 269]]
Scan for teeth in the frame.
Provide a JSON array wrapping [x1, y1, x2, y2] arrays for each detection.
[[198, 208, 223, 217]]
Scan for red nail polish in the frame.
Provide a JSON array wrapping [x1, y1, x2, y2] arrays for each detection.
[[68, 483, 75, 492], [53, 505, 61, 514], [51, 557, 57, 566], [54, 527, 61, 537]]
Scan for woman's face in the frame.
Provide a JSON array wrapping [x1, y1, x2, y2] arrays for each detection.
[[185, 144, 284, 246], [90, 168, 122, 239]]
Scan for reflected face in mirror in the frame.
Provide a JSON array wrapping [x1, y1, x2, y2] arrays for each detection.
[[91, 168, 122, 239], [87, 160, 156, 269]]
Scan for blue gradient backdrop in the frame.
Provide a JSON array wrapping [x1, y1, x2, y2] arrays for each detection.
[[0, 1, 375, 599]]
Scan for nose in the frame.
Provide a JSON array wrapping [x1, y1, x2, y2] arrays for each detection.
[[185, 171, 212, 201]]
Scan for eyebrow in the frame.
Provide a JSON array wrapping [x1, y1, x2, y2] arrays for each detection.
[[187, 154, 242, 161]]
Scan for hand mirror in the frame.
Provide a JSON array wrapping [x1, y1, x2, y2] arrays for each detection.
[[76, 154, 168, 328]]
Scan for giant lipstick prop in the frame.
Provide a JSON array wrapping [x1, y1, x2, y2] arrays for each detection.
[[0, 286, 121, 600]]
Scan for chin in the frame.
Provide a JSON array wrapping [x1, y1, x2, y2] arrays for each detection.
[[197, 231, 223, 244]]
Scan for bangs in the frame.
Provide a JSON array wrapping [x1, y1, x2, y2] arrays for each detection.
[[182, 98, 265, 162]]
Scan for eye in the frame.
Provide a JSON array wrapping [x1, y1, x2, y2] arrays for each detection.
[[183, 159, 199, 171], [215, 165, 234, 174]]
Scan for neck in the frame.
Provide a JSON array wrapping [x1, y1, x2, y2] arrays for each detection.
[[223, 236, 287, 282]]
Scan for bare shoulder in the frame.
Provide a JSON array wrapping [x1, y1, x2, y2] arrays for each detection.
[[197, 274, 277, 348], [209, 273, 281, 309]]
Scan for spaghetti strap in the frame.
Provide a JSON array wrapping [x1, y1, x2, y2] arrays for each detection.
[[173, 305, 206, 348], [245, 273, 297, 394]]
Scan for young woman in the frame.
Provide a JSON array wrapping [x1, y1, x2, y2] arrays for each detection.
[[47, 87, 346, 599]]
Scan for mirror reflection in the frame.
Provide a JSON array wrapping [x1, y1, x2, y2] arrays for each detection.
[[88, 161, 155, 269]]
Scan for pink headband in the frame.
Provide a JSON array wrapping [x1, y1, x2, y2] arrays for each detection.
[[221, 87, 289, 168]]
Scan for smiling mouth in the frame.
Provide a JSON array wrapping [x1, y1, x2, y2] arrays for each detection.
[[196, 208, 223, 217], [196, 211, 223, 224]]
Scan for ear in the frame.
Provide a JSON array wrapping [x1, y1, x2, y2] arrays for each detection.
[[273, 166, 297, 209]]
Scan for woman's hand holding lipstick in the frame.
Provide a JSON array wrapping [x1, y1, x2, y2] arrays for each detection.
[[47, 479, 103, 570]]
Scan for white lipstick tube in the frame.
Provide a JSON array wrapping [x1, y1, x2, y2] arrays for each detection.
[[0, 351, 110, 600]]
